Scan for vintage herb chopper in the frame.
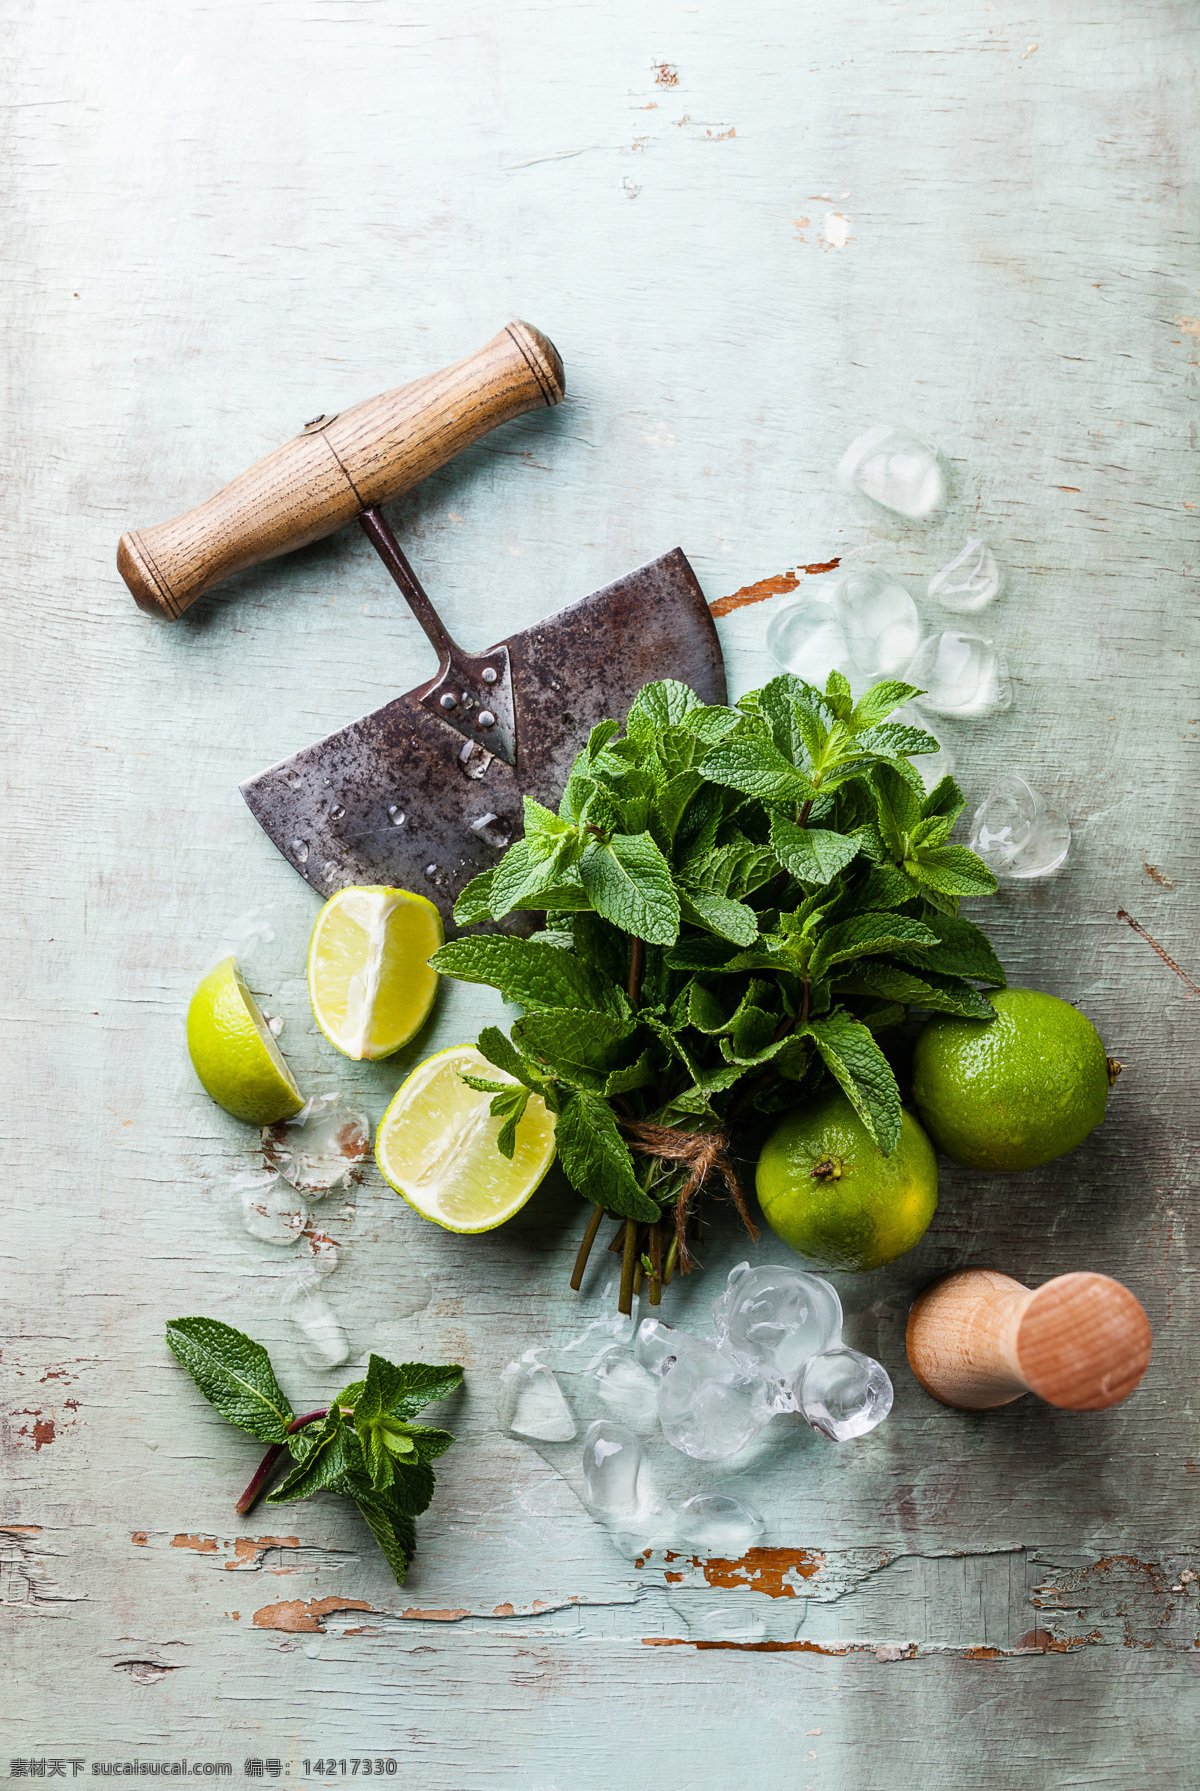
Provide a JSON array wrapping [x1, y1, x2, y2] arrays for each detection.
[[117, 322, 726, 917]]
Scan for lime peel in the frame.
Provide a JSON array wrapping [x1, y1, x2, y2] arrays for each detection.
[[187, 957, 305, 1126]]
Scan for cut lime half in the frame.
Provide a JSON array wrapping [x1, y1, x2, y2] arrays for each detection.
[[308, 885, 443, 1061], [375, 1044, 557, 1234]]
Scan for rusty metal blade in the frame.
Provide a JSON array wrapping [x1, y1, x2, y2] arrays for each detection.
[[239, 549, 726, 919]]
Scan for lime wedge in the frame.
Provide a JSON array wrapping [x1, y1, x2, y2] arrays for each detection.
[[375, 1044, 557, 1233], [187, 957, 305, 1125], [307, 885, 444, 1061]]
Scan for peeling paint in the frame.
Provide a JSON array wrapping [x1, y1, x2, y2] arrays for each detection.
[[253, 1596, 373, 1633], [709, 561, 840, 618], [700, 1547, 825, 1597]]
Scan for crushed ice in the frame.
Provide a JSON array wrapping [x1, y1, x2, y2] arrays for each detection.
[[262, 1092, 370, 1194], [218, 1090, 368, 1373], [498, 1262, 892, 1558]]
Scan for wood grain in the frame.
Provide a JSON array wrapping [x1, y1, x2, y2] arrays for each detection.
[[118, 322, 563, 617]]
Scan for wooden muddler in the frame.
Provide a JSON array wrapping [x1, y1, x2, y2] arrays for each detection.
[[906, 1268, 1152, 1411], [117, 320, 564, 619]]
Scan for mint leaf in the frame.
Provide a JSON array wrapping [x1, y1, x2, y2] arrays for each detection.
[[681, 704, 741, 744], [453, 868, 497, 926], [899, 913, 1006, 985], [512, 1008, 643, 1093], [364, 1361, 464, 1423], [856, 864, 918, 910], [854, 722, 942, 758], [383, 1421, 455, 1463], [680, 835, 778, 899], [494, 1087, 530, 1159], [654, 769, 706, 846], [474, 1025, 552, 1096], [431, 936, 626, 1015], [165, 1317, 295, 1444], [555, 1090, 659, 1221], [824, 669, 854, 720], [905, 843, 998, 900], [584, 719, 620, 761], [836, 959, 998, 1019], [678, 887, 760, 947], [626, 679, 702, 744], [756, 676, 821, 769], [769, 814, 861, 886], [268, 1408, 350, 1501], [335, 1456, 437, 1520], [354, 1497, 418, 1584], [353, 1356, 461, 1492], [579, 832, 680, 944], [702, 732, 816, 807], [523, 795, 579, 863], [870, 761, 923, 855], [849, 681, 920, 730], [809, 912, 939, 980], [920, 774, 966, 822], [804, 1009, 902, 1152]]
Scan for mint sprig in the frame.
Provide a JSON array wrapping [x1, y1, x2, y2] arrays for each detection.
[[166, 1319, 462, 1586], [428, 670, 1006, 1313]]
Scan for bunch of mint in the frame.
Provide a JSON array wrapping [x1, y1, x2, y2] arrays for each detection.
[[166, 1317, 462, 1585], [430, 671, 1004, 1307]]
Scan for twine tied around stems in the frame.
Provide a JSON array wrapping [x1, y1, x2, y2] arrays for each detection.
[[619, 1121, 758, 1270]]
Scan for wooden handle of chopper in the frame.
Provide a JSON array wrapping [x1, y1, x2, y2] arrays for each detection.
[[906, 1268, 1151, 1412], [117, 320, 565, 619]]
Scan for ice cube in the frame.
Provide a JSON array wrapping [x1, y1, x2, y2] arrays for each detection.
[[832, 568, 922, 679], [798, 1346, 893, 1441], [968, 773, 1070, 878], [233, 1170, 309, 1245], [906, 631, 1012, 718], [838, 424, 946, 521], [656, 1337, 771, 1461], [498, 1352, 577, 1443], [262, 1093, 371, 1195], [676, 1493, 765, 1557], [890, 705, 956, 793], [712, 1262, 843, 1384], [588, 1347, 661, 1426], [634, 1317, 679, 1378], [928, 538, 1001, 613], [581, 1419, 643, 1515], [765, 590, 854, 689], [280, 1273, 350, 1370]]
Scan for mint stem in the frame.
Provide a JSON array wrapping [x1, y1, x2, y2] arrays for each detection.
[[618, 1221, 639, 1316], [627, 935, 645, 1005], [234, 1408, 327, 1516], [570, 1204, 605, 1292]]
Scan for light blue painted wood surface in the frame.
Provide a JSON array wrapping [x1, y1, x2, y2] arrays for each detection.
[[4, 1, 1199, 1784]]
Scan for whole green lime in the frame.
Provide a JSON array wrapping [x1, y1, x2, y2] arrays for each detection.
[[911, 986, 1115, 1172], [756, 1091, 939, 1272]]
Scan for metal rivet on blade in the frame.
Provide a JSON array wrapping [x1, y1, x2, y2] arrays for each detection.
[[478, 710, 496, 729], [439, 692, 458, 711], [481, 666, 498, 685]]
